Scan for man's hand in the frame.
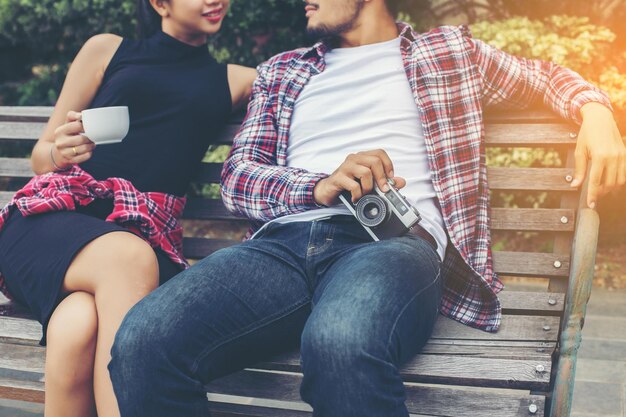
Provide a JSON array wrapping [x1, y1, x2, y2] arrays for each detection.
[[313, 149, 406, 207], [572, 103, 626, 209]]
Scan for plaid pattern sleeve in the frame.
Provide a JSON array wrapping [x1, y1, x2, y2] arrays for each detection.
[[220, 60, 328, 222], [468, 34, 613, 124]]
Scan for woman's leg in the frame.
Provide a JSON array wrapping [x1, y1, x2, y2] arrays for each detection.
[[56, 231, 159, 417], [44, 291, 98, 417]]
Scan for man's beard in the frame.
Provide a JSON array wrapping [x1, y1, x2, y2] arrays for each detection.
[[306, 0, 365, 40]]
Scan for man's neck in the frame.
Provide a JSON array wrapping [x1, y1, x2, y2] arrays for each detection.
[[337, 9, 398, 48]]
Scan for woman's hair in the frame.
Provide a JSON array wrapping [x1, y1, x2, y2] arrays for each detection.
[[137, 0, 163, 38]]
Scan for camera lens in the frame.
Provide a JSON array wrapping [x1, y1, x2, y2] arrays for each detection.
[[363, 203, 380, 219], [355, 195, 388, 227]]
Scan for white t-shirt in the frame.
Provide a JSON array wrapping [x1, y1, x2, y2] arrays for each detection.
[[255, 37, 447, 259]]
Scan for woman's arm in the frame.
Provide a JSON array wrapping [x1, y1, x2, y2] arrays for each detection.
[[31, 34, 123, 174], [226, 64, 256, 110]]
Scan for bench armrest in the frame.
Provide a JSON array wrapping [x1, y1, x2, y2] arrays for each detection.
[[550, 207, 599, 417]]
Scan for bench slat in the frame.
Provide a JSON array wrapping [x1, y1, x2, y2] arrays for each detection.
[[0, 313, 559, 348], [0, 191, 13, 207], [498, 290, 564, 313], [0, 377, 44, 403], [0, 107, 52, 122], [0, 190, 577, 234], [490, 208, 575, 232], [207, 370, 546, 417], [488, 167, 574, 191], [484, 123, 575, 146], [251, 353, 550, 389], [0, 159, 577, 193], [0, 158, 31, 178], [0, 343, 44, 374], [0, 338, 551, 392], [432, 315, 559, 341], [0, 122, 46, 140], [0, 123, 575, 147], [493, 251, 570, 277]]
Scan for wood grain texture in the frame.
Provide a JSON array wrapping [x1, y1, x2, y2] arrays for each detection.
[[493, 251, 571, 277], [488, 168, 575, 191], [0, 191, 13, 207], [0, 158, 31, 178], [0, 107, 51, 122], [0, 377, 44, 403], [490, 208, 575, 232], [485, 123, 576, 146], [207, 370, 546, 417], [0, 122, 45, 141]]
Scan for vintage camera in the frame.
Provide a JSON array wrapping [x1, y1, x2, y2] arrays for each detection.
[[339, 178, 421, 241]]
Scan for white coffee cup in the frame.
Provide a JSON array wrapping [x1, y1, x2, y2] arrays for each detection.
[[81, 106, 129, 144]]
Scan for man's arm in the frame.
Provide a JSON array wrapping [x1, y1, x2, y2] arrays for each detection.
[[468, 36, 626, 207], [220, 62, 327, 222]]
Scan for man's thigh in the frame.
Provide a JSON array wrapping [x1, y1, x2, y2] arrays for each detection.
[[309, 236, 442, 363], [117, 239, 312, 381]]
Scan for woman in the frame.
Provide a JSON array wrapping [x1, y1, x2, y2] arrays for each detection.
[[0, 0, 255, 416]]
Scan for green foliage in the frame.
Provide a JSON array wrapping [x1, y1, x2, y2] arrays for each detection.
[[471, 16, 615, 73], [209, 0, 309, 67]]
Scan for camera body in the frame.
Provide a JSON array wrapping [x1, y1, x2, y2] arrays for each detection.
[[339, 179, 422, 241]]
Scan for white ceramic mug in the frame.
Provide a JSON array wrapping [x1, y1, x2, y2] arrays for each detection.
[[81, 106, 129, 144]]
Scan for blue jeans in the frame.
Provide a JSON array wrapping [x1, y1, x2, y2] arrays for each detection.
[[109, 216, 442, 417]]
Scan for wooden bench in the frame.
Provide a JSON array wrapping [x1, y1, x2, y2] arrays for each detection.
[[0, 106, 599, 417]]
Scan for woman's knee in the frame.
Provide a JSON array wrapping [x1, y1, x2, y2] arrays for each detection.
[[46, 291, 98, 357], [65, 232, 159, 294]]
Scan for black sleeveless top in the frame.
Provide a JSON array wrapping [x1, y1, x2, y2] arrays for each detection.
[[80, 31, 232, 197]]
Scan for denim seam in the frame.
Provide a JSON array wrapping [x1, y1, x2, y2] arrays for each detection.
[[384, 265, 441, 361], [306, 223, 335, 256], [189, 297, 311, 376]]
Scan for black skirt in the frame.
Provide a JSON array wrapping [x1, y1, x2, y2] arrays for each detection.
[[0, 200, 182, 345]]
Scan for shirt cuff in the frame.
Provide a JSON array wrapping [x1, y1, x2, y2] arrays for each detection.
[[571, 89, 613, 125], [288, 172, 329, 212]]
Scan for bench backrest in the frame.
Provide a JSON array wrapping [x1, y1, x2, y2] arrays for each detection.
[[0, 106, 586, 287], [0, 106, 597, 417]]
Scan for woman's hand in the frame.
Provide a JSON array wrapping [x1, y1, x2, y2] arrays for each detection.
[[50, 111, 96, 170]]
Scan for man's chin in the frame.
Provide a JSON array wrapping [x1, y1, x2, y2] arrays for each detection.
[[306, 24, 333, 39]]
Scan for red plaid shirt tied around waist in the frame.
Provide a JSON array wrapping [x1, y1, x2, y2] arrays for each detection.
[[221, 24, 612, 332], [0, 166, 188, 299]]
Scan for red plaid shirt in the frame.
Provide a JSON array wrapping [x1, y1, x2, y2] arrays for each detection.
[[0, 166, 188, 299], [221, 24, 612, 332]]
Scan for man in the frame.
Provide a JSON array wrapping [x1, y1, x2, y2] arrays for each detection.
[[109, 1, 625, 416]]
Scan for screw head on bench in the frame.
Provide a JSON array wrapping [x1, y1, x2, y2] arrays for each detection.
[[565, 174, 573, 182], [548, 298, 557, 306], [569, 132, 578, 139], [553, 260, 562, 269], [543, 325, 551, 331], [560, 216, 569, 224], [529, 403, 539, 414], [535, 364, 545, 373]]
